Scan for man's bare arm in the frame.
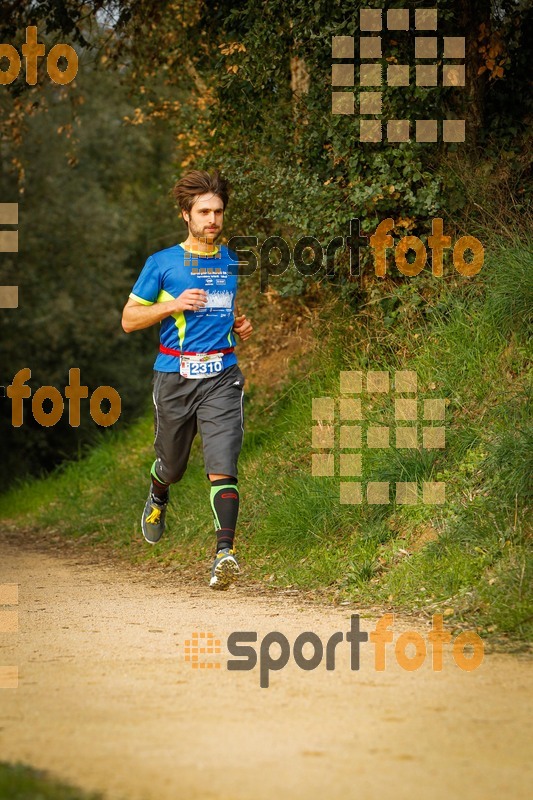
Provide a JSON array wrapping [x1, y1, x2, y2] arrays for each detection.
[[121, 290, 207, 333]]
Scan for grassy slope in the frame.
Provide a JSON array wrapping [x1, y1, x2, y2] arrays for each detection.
[[0, 762, 102, 800], [0, 238, 531, 643]]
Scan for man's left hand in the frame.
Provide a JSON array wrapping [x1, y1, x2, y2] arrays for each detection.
[[233, 314, 253, 341]]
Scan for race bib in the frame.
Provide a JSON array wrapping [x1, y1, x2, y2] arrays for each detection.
[[180, 353, 224, 380]]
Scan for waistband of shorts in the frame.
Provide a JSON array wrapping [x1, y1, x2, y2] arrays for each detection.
[[159, 344, 235, 357]]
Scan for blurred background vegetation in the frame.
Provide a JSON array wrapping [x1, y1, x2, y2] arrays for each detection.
[[0, 2, 531, 639], [0, 0, 530, 482]]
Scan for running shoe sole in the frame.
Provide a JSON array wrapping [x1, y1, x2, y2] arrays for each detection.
[[210, 555, 240, 590]]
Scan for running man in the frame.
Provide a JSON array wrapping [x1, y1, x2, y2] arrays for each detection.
[[121, 170, 253, 589]]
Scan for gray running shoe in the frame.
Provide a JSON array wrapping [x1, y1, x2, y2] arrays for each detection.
[[141, 492, 168, 544], [210, 548, 240, 590]]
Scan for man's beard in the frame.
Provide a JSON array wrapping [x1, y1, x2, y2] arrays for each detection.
[[189, 221, 221, 243]]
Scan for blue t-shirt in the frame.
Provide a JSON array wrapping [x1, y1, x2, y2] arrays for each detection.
[[129, 243, 239, 372]]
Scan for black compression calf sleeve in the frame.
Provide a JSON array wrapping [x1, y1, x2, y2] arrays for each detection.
[[210, 478, 239, 552]]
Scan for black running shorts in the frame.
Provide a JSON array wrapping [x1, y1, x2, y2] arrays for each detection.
[[151, 363, 245, 483]]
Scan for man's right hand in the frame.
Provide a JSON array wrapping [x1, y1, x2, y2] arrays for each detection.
[[122, 289, 208, 333], [173, 289, 208, 313]]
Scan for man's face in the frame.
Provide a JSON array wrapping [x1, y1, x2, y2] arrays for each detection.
[[183, 192, 224, 244]]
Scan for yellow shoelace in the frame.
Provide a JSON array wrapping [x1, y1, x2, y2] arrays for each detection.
[[146, 507, 161, 524], [217, 549, 235, 559]]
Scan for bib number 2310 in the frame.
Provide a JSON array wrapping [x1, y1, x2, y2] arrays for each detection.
[[180, 353, 224, 380]]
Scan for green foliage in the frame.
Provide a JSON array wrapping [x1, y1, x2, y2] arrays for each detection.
[[118, 0, 531, 249], [1, 0, 530, 488], [484, 420, 533, 506], [0, 761, 102, 800], [1, 232, 531, 641], [0, 58, 178, 486], [484, 246, 533, 339], [0, 2, 530, 642]]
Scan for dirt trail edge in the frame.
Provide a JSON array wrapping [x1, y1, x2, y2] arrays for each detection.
[[0, 532, 531, 800]]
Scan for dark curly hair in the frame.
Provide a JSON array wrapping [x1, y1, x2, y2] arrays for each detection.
[[172, 169, 230, 213]]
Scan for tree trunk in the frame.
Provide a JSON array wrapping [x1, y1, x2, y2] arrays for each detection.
[[457, 0, 491, 137]]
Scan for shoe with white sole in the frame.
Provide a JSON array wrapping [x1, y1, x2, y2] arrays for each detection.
[[141, 492, 168, 544], [210, 548, 240, 590]]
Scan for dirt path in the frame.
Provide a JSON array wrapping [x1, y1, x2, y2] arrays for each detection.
[[0, 532, 531, 800]]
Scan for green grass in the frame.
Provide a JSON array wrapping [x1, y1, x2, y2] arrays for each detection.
[[0, 762, 102, 800], [0, 235, 531, 643]]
